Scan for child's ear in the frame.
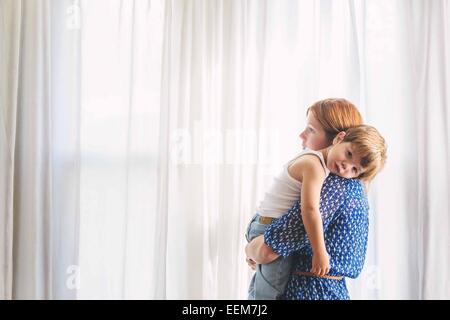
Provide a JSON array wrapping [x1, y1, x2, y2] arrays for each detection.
[[333, 131, 346, 145]]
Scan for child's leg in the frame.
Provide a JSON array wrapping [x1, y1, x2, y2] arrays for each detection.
[[246, 214, 292, 300], [253, 255, 293, 300], [245, 214, 268, 299]]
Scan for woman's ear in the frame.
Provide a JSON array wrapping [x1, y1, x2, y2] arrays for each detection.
[[332, 131, 346, 145]]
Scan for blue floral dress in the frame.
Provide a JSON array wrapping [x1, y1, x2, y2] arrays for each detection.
[[264, 174, 369, 300]]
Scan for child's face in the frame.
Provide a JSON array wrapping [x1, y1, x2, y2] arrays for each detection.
[[326, 139, 365, 179], [299, 113, 329, 150]]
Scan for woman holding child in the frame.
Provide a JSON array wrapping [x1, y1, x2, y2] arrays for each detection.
[[245, 98, 387, 300]]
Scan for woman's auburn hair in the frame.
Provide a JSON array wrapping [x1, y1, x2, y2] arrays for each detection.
[[307, 98, 364, 143]]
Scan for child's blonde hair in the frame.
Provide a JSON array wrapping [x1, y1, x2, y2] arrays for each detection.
[[343, 125, 387, 183], [307, 98, 364, 143]]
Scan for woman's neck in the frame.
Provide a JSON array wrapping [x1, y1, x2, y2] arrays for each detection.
[[320, 147, 331, 164]]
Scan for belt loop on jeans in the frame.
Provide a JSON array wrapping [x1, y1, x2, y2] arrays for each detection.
[[258, 216, 274, 224], [293, 271, 344, 281]]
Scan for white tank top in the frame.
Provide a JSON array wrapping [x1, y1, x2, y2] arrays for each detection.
[[256, 149, 330, 218]]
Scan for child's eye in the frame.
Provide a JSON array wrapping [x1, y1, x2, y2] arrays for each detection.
[[308, 127, 314, 133], [347, 151, 352, 158]]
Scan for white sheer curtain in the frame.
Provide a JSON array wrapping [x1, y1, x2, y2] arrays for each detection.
[[1, 0, 449, 299], [160, 0, 450, 300], [160, 0, 284, 299], [0, 0, 55, 299], [0, 0, 22, 300], [75, 0, 165, 299], [0, 0, 166, 299]]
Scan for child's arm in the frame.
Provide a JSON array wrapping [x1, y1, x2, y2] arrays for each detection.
[[291, 155, 330, 276]]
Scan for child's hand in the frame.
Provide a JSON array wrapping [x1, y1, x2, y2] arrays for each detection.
[[310, 250, 330, 277]]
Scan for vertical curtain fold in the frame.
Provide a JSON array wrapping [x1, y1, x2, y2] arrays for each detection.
[[409, 0, 450, 299], [12, 0, 53, 299], [0, 0, 54, 299], [0, 0, 22, 300]]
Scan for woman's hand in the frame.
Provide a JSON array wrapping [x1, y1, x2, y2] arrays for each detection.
[[245, 256, 256, 270], [245, 235, 279, 264]]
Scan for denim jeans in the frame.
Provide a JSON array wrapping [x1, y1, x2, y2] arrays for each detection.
[[246, 213, 293, 300]]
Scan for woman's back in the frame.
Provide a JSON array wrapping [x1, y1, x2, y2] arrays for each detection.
[[264, 174, 369, 300]]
